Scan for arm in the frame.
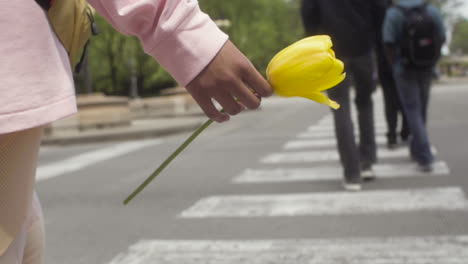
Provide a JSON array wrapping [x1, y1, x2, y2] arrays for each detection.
[[88, 0, 272, 122], [428, 5, 446, 44], [382, 7, 400, 65], [300, 0, 320, 36]]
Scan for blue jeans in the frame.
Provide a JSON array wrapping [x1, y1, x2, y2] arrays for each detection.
[[393, 66, 434, 165]]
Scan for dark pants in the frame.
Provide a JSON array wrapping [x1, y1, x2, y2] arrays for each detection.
[[378, 68, 410, 142], [327, 53, 377, 182], [393, 66, 434, 165]]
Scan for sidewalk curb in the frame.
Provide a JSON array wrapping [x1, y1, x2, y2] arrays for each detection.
[[41, 119, 205, 145]]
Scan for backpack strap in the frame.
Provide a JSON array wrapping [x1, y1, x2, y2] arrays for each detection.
[[74, 7, 99, 73], [74, 41, 90, 73]]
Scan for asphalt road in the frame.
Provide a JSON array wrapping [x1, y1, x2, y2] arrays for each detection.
[[37, 80, 468, 264]]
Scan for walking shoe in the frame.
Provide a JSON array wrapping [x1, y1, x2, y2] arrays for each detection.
[[361, 168, 376, 181], [418, 162, 434, 173], [387, 142, 398, 150], [361, 161, 376, 181], [400, 133, 409, 144], [342, 181, 362, 192], [387, 137, 398, 149]]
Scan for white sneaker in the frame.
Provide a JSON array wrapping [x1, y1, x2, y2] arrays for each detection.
[[342, 182, 362, 192], [361, 169, 376, 181]]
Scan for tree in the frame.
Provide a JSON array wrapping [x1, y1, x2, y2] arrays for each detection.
[[81, 0, 303, 96], [82, 15, 176, 96], [451, 19, 468, 54], [428, 0, 463, 20], [200, 0, 303, 73]]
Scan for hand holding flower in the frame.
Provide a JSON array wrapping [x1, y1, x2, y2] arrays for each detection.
[[123, 35, 345, 204]]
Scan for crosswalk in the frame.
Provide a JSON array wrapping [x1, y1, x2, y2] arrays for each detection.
[[260, 147, 437, 164], [37, 139, 163, 181], [107, 109, 468, 263], [232, 161, 450, 183], [108, 236, 468, 264], [179, 187, 467, 218]]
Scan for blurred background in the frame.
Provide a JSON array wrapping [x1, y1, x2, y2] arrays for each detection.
[[73, 0, 468, 99], [75, 0, 303, 97]]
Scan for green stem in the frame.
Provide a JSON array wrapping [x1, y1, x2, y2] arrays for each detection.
[[123, 118, 214, 205]]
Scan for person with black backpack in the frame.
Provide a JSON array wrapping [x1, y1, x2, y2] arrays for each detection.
[[383, 0, 446, 171]]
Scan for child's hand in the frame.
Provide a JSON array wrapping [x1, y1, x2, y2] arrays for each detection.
[[186, 40, 272, 123]]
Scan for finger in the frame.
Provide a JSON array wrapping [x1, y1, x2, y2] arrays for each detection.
[[230, 79, 261, 110], [242, 63, 273, 97], [190, 93, 229, 122], [213, 90, 243, 116]]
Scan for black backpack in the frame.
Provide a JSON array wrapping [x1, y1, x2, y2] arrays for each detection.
[[397, 3, 442, 69]]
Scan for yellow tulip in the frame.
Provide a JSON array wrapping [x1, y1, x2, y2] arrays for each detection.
[[266, 35, 345, 109], [124, 36, 346, 205]]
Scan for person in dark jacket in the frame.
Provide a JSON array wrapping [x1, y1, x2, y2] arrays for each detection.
[[376, 0, 410, 149], [301, 0, 387, 191]]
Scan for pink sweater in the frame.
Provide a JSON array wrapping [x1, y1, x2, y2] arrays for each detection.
[[0, 0, 228, 135]]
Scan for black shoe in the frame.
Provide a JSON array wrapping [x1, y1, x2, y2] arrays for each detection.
[[401, 134, 409, 145], [387, 134, 398, 149], [387, 141, 398, 150]]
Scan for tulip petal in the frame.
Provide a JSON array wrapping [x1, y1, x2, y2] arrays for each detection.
[[267, 35, 332, 75], [266, 35, 345, 109], [316, 70, 346, 92], [302, 92, 341, 109]]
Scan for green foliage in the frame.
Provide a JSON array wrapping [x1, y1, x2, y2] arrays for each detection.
[[200, 0, 303, 73], [79, 16, 175, 96], [451, 18, 468, 54], [80, 0, 303, 96]]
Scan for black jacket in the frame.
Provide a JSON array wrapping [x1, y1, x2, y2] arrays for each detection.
[[301, 0, 387, 58]]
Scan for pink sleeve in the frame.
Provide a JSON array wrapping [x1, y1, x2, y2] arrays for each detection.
[[87, 0, 229, 86]]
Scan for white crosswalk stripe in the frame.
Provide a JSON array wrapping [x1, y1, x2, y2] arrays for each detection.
[[261, 147, 437, 164], [37, 139, 162, 181], [297, 128, 390, 139], [306, 122, 387, 132], [180, 187, 467, 218], [285, 136, 388, 149], [232, 160, 450, 183], [108, 236, 468, 264]]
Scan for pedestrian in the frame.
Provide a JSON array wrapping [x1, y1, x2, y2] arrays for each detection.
[[0, 1, 272, 263], [301, 0, 387, 191], [382, 0, 446, 171], [376, 0, 411, 149]]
